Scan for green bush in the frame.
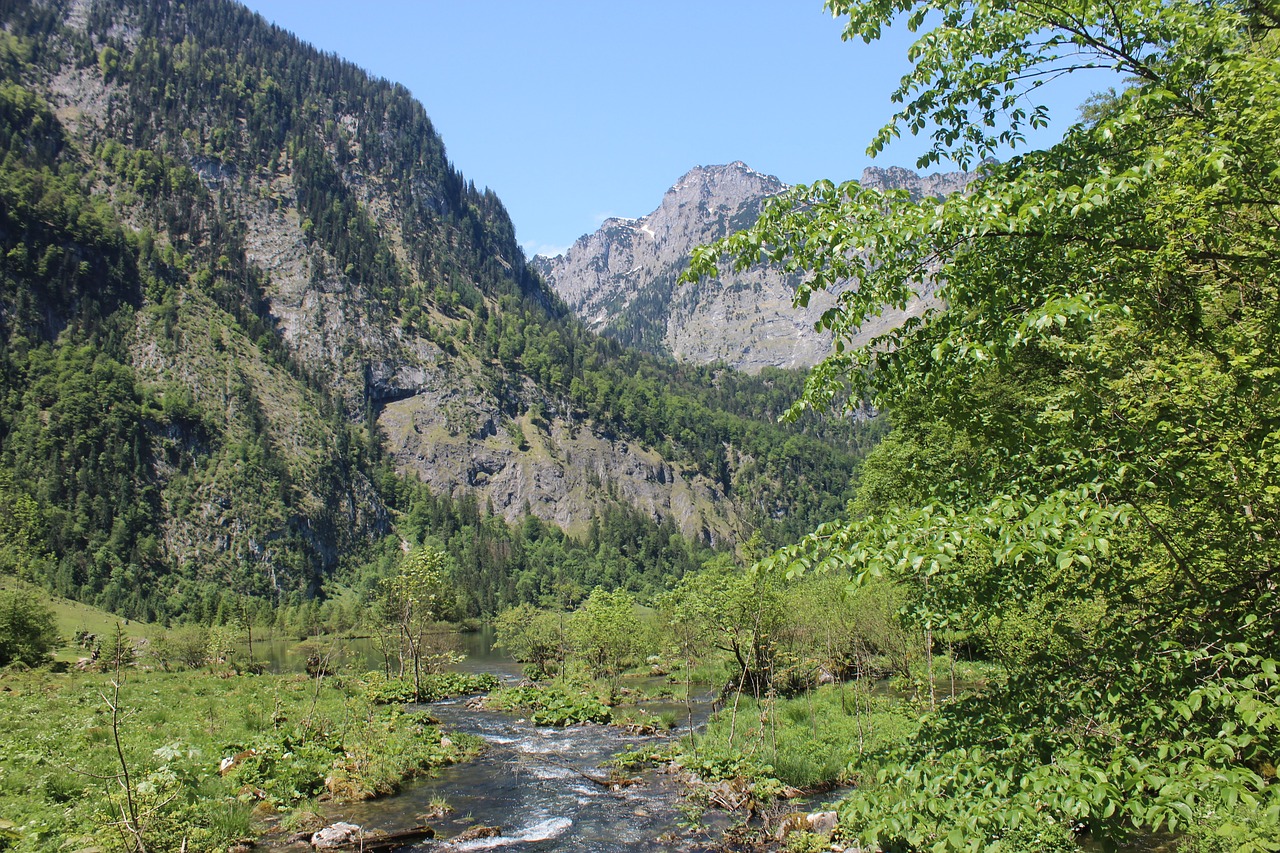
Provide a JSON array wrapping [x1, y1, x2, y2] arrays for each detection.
[[487, 684, 611, 726], [364, 674, 418, 705], [607, 742, 678, 772], [0, 591, 58, 667], [364, 671, 499, 705], [223, 737, 332, 803]]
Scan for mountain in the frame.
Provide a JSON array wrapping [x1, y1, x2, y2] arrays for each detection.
[[535, 161, 975, 372], [0, 0, 870, 619]]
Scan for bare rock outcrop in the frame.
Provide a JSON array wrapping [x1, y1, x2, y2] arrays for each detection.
[[537, 162, 977, 372]]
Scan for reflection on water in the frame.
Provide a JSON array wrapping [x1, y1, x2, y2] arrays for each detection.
[[257, 626, 524, 680]]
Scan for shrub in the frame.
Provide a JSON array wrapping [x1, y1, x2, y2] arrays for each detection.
[[0, 591, 58, 667], [487, 684, 611, 726], [364, 671, 498, 705]]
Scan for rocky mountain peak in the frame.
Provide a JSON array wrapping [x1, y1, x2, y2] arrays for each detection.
[[860, 164, 978, 200], [665, 161, 785, 208], [538, 161, 974, 373]]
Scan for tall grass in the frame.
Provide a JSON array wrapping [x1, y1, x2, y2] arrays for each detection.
[[689, 684, 916, 789], [0, 668, 482, 852]]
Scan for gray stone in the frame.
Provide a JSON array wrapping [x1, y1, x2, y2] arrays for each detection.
[[806, 810, 839, 836], [311, 822, 362, 850], [537, 161, 975, 374]]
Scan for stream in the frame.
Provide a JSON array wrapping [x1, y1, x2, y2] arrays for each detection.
[[336, 696, 723, 851], [268, 631, 732, 851]]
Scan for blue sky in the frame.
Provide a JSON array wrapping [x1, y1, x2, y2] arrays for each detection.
[[239, 1, 1109, 258]]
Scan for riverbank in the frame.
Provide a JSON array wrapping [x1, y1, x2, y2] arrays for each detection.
[[267, 675, 884, 852], [294, 690, 734, 852], [0, 667, 484, 852]]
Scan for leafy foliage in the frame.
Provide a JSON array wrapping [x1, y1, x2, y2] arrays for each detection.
[[687, 0, 1280, 848], [0, 590, 58, 667], [659, 551, 787, 697], [486, 684, 613, 727], [381, 546, 455, 701], [568, 587, 645, 689], [364, 671, 499, 706], [494, 602, 566, 677]]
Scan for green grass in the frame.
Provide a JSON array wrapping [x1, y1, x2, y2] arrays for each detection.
[[0, 667, 482, 852], [0, 577, 161, 663], [686, 684, 917, 791]]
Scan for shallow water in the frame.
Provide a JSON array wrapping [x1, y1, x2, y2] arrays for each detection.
[[336, 695, 724, 851], [257, 627, 520, 677], [268, 631, 726, 850]]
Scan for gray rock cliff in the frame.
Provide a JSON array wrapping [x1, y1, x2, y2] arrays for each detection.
[[536, 162, 976, 372]]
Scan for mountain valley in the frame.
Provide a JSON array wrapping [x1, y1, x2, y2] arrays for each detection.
[[0, 0, 870, 617]]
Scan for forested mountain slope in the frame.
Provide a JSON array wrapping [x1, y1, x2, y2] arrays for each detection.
[[0, 0, 874, 619]]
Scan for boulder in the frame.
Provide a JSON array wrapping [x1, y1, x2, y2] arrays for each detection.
[[418, 801, 453, 822], [453, 825, 501, 842], [807, 810, 839, 836], [706, 777, 752, 811], [311, 822, 362, 850], [774, 812, 809, 842]]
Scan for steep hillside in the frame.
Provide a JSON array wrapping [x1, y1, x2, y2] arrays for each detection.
[[0, 0, 871, 618], [536, 161, 974, 372]]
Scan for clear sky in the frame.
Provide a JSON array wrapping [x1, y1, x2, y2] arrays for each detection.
[[238, 1, 1108, 258]]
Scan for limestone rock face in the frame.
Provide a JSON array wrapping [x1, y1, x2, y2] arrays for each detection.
[[375, 358, 738, 545], [537, 162, 976, 373], [859, 164, 976, 199]]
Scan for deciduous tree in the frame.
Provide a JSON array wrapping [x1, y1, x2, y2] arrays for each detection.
[[494, 602, 565, 678], [686, 0, 1280, 847], [568, 588, 643, 694], [383, 547, 454, 701]]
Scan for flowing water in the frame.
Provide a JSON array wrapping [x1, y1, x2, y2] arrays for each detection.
[[335, 697, 725, 851], [267, 631, 728, 851]]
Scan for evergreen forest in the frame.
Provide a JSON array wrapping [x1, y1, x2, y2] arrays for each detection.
[[0, 0, 874, 623]]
